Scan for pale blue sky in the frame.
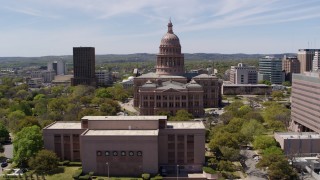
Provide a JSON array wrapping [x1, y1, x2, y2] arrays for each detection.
[[0, 0, 320, 56]]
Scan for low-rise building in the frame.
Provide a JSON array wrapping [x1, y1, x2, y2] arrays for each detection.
[[274, 132, 320, 156], [222, 82, 271, 95], [43, 116, 205, 176]]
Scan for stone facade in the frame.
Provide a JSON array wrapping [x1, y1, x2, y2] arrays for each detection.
[[134, 21, 221, 117]]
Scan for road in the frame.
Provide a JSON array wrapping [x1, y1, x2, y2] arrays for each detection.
[[240, 149, 267, 180], [118, 98, 139, 115], [0, 143, 13, 174]]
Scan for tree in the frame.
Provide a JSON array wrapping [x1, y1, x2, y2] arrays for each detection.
[[271, 91, 284, 101], [220, 146, 240, 161], [95, 88, 112, 98], [282, 81, 291, 87], [28, 150, 59, 175], [0, 123, 9, 143], [240, 119, 266, 142], [169, 109, 193, 121], [253, 135, 277, 150], [258, 80, 271, 86], [13, 126, 43, 167]]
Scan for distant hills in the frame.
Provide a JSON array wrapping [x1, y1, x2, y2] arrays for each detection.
[[0, 53, 296, 65]]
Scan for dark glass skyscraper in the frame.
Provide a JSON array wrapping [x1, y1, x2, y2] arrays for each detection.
[[71, 47, 96, 86]]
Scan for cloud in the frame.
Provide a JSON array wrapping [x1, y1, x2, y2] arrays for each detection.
[[4, 6, 60, 19]]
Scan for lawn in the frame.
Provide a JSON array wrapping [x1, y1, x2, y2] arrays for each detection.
[[45, 166, 79, 180]]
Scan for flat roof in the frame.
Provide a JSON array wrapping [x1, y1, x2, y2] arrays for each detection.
[[84, 130, 159, 136], [223, 83, 269, 87], [275, 132, 320, 139], [81, 116, 167, 121], [46, 122, 82, 129], [167, 122, 205, 129]]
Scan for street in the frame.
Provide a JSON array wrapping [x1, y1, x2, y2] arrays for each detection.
[[240, 149, 267, 180]]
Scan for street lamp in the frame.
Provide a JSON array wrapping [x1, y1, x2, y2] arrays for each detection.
[[106, 162, 109, 180], [177, 165, 179, 180]]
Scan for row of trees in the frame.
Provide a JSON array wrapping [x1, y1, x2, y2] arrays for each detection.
[[206, 99, 297, 179]]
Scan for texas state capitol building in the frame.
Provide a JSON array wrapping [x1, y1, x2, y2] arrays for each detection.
[[43, 21, 208, 176], [134, 20, 222, 117], [43, 116, 205, 176]]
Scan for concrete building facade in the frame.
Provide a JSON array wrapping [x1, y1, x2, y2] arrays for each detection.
[[312, 51, 320, 72], [48, 60, 67, 75], [229, 63, 257, 84], [95, 70, 112, 87], [282, 55, 300, 82], [71, 47, 96, 86], [274, 132, 320, 156], [259, 56, 284, 84], [298, 49, 320, 73], [291, 72, 320, 133], [222, 83, 271, 95], [134, 21, 221, 117], [43, 116, 205, 176]]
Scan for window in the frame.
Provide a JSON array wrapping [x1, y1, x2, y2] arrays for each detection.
[[137, 151, 143, 156], [97, 151, 102, 156], [129, 151, 134, 156], [105, 151, 110, 156], [113, 151, 118, 156], [121, 151, 126, 156]]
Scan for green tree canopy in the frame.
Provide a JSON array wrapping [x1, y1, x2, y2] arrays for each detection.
[[169, 109, 193, 121], [253, 135, 278, 150], [0, 122, 10, 143], [28, 149, 59, 175], [13, 125, 43, 167]]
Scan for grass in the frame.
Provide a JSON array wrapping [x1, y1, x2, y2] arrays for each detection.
[[45, 166, 79, 180], [95, 177, 143, 180]]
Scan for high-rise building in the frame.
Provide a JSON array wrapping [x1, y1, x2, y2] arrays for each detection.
[[95, 70, 112, 86], [291, 72, 320, 133], [282, 55, 300, 82], [229, 63, 257, 84], [71, 47, 96, 86], [258, 56, 284, 84], [48, 60, 67, 75], [298, 49, 320, 73], [312, 51, 320, 72]]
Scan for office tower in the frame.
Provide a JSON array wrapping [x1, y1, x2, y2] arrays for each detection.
[[258, 56, 284, 84], [71, 47, 96, 86], [48, 60, 67, 75], [282, 55, 300, 82], [312, 51, 320, 71], [298, 49, 320, 73], [291, 72, 320, 133], [229, 63, 257, 84]]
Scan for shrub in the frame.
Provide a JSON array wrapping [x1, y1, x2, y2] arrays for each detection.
[[89, 171, 94, 176], [151, 175, 163, 180], [202, 166, 216, 174], [72, 168, 83, 179], [142, 173, 150, 180], [69, 162, 82, 166], [79, 175, 90, 180]]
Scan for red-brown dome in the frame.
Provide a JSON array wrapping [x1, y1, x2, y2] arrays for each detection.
[[160, 21, 181, 47]]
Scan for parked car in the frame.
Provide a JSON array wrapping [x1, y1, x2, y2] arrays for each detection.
[[1, 161, 8, 168]]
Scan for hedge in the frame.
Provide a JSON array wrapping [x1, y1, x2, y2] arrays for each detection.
[[202, 166, 216, 174]]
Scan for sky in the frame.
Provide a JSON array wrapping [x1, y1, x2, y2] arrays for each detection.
[[1, 0, 320, 57]]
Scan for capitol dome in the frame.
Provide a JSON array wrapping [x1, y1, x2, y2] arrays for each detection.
[[156, 20, 184, 76], [160, 20, 181, 47]]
